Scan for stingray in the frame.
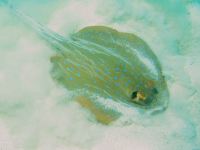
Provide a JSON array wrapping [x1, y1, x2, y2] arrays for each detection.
[[1, 1, 169, 124]]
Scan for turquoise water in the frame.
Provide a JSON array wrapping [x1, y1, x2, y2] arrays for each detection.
[[0, 0, 200, 150]]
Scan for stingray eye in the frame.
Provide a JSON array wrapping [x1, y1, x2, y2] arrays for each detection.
[[131, 88, 158, 106], [131, 91, 147, 105], [131, 91, 138, 99], [131, 91, 146, 100]]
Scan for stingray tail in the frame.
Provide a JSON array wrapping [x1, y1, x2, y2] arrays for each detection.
[[0, 0, 66, 48]]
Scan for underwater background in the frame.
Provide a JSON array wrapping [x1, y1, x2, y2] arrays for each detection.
[[0, 0, 200, 149]]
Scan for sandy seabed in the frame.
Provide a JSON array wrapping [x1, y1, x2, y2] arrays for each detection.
[[0, 0, 200, 150]]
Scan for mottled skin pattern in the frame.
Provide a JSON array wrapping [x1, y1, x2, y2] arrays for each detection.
[[50, 26, 169, 122]]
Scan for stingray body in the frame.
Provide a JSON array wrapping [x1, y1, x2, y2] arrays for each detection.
[[50, 26, 168, 109], [1, 1, 169, 123]]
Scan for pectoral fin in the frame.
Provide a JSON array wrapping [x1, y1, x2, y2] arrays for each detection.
[[75, 96, 121, 125]]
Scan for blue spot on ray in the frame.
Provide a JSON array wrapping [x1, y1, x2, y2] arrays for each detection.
[[76, 73, 81, 77], [108, 96, 113, 99], [115, 83, 120, 87], [121, 74, 125, 77], [67, 67, 74, 71], [126, 82, 131, 87], [123, 69, 127, 73], [104, 67, 110, 74], [114, 76, 118, 80], [136, 82, 142, 88], [115, 67, 120, 72], [125, 80, 131, 87]]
